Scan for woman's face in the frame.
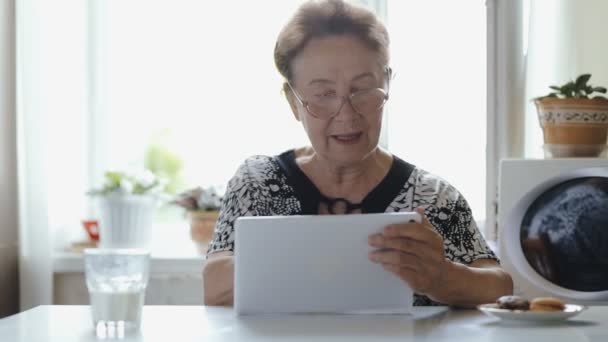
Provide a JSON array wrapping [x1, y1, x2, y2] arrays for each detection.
[[289, 35, 387, 165]]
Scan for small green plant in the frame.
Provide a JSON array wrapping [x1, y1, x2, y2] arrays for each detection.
[[536, 74, 607, 100], [88, 170, 168, 198]]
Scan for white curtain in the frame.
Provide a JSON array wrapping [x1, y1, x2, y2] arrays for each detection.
[[0, 0, 19, 316], [17, 0, 89, 309]]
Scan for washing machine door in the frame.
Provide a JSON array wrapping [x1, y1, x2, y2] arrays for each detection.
[[506, 167, 608, 301]]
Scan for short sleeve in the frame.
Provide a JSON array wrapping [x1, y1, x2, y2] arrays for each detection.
[[206, 162, 257, 255], [412, 170, 498, 265], [405, 170, 499, 306], [428, 186, 498, 265]]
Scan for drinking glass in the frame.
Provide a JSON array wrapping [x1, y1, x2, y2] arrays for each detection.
[[84, 248, 150, 334]]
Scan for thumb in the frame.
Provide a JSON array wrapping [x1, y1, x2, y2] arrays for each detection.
[[414, 207, 431, 226]]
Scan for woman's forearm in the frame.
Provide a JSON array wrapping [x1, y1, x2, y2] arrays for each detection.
[[203, 253, 235, 306], [428, 260, 513, 308]]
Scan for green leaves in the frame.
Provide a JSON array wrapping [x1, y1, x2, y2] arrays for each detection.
[[593, 86, 607, 94], [561, 81, 576, 97], [537, 73, 607, 100], [104, 171, 124, 188], [88, 170, 168, 197], [575, 74, 591, 89]]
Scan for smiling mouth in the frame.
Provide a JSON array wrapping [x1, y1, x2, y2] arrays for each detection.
[[331, 132, 363, 143]]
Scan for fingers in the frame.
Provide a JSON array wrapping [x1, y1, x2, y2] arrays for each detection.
[[381, 224, 432, 242], [381, 264, 434, 294], [380, 208, 437, 242], [414, 207, 427, 222], [382, 263, 416, 280], [369, 241, 446, 295], [368, 208, 447, 296], [369, 234, 427, 255], [369, 249, 420, 269], [413, 207, 432, 227], [376, 253, 445, 295], [369, 208, 445, 261], [373, 223, 442, 249], [369, 241, 442, 272], [415, 207, 434, 231]]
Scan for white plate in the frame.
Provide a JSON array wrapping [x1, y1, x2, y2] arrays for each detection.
[[477, 303, 587, 322]]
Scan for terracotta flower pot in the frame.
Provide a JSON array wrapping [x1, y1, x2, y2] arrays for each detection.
[[535, 97, 608, 157], [188, 210, 219, 254]]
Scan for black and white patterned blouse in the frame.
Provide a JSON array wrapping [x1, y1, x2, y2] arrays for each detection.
[[207, 150, 498, 306]]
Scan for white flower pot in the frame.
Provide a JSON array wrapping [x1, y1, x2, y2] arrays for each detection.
[[97, 194, 157, 248]]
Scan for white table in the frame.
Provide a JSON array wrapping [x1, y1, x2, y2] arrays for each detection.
[[1, 305, 607, 341]]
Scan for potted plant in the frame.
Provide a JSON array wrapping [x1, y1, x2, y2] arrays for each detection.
[[88, 170, 167, 249], [534, 74, 608, 157], [171, 186, 223, 254]]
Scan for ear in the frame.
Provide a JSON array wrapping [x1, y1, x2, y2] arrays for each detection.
[[283, 84, 301, 122]]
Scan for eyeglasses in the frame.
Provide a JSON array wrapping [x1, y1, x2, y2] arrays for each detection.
[[287, 83, 389, 120]]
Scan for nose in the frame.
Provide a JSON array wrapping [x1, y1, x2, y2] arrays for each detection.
[[332, 96, 359, 121]]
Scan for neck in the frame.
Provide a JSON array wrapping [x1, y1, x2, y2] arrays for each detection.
[[295, 147, 393, 202]]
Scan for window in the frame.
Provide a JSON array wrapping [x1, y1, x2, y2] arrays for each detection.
[[386, 1, 487, 221], [90, 0, 311, 196], [37, 1, 487, 247], [17, 0, 490, 307]]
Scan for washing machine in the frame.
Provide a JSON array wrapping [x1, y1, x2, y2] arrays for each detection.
[[498, 158, 608, 304]]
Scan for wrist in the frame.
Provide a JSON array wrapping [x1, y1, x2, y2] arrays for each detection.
[[426, 259, 459, 302], [203, 256, 235, 306], [426, 260, 512, 307]]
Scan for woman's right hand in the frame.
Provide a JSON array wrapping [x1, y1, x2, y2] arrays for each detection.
[[203, 251, 234, 306]]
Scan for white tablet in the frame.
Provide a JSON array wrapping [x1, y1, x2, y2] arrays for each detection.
[[234, 212, 420, 315]]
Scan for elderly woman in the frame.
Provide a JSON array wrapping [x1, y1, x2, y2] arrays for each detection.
[[204, 0, 512, 307]]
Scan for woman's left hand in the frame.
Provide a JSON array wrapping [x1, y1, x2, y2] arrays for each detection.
[[368, 208, 448, 297]]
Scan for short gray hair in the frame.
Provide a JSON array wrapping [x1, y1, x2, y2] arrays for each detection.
[[274, 0, 390, 86]]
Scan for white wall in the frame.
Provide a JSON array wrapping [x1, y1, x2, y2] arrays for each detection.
[[0, 0, 19, 318], [54, 273, 203, 305]]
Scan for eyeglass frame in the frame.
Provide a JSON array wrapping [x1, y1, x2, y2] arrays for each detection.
[[286, 66, 393, 120]]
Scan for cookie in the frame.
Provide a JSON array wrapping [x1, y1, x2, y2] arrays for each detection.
[[530, 297, 565, 312], [496, 295, 530, 310]]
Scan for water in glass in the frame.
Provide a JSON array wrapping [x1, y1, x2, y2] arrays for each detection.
[[84, 248, 150, 333]]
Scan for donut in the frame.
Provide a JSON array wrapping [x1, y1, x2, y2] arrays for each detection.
[[496, 295, 530, 310], [529, 297, 565, 312]]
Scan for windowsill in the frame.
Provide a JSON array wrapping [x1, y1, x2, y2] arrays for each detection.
[[53, 252, 206, 274], [53, 221, 207, 274], [52, 220, 498, 274]]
